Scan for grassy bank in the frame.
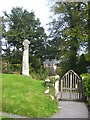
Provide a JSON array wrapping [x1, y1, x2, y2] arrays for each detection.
[[2, 74, 58, 118]]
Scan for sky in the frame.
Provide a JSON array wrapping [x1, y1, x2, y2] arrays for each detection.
[[0, 0, 51, 33]]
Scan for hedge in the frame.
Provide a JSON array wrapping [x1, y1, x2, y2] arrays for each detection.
[[81, 73, 90, 105]]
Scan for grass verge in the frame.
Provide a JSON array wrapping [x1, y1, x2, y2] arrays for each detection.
[[2, 74, 58, 118]]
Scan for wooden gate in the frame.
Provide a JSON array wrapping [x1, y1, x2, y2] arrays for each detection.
[[60, 70, 83, 101]]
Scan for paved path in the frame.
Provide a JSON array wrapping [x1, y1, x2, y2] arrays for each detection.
[[51, 101, 89, 118], [0, 102, 89, 119], [0, 112, 26, 118]]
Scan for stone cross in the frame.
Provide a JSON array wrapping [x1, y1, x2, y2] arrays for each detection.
[[22, 39, 30, 76]]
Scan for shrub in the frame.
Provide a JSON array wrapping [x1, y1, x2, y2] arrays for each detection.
[[56, 67, 62, 76], [81, 73, 90, 105], [2, 62, 22, 74], [29, 64, 44, 80], [49, 86, 55, 98], [7, 64, 22, 74], [29, 66, 53, 80], [43, 68, 53, 78], [2, 61, 8, 73]]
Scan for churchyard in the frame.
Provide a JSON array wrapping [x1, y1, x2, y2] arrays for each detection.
[[1, 2, 90, 118], [1, 39, 60, 118], [1, 39, 90, 118]]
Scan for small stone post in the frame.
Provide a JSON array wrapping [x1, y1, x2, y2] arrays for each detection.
[[55, 80, 59, 100], [22, 39, 30, 76]]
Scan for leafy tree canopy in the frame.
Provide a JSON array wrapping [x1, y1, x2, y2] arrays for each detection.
[[2, 7, 47, 64], [47, 2, 89, 74]]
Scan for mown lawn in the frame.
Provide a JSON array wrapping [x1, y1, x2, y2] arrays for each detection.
[[0, 115, 9, 119], [2, 74, 58, 118], [0, 115, 2, 119]]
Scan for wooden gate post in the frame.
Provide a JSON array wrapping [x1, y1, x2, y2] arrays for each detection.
[[61, 79, 63, 98], [79, 79, 81, 100], [82, 79, 86, 101], [70, 73, 72, 98]]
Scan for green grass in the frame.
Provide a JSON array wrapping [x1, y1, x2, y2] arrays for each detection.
[[2, 74, 58, 118], [0, 115, 2, 120], [0, 115, 9, 119]]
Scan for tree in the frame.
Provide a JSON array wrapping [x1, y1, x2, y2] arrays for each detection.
[[2, 7, 47, 65], [0, 17, 2, 58], [86, 2, 90, 65], [48, 2, 89, 74], [0, 16, 5, 54], [77, 54, 87, 74]]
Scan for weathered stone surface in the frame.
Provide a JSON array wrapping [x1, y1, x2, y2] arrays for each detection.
[[55, 80, 59, 97], [54, 75, 60, 79], [50, 95, 54, 100], [44, 88, 50, 94], [45, 79, 50, 83], [22, 39, 30, 76]]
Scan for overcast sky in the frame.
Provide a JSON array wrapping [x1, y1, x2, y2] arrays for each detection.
[[0, 0, 51, 33]]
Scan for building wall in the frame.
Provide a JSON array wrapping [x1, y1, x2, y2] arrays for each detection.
[[44, 63, 57, 70]]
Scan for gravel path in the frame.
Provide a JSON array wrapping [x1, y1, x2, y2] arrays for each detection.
[[51, 101, 89, 118]]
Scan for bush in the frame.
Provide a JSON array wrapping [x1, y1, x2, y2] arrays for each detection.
[[81, 73, 90, 105], [29, 65, 53, 80], [7, 64, 22, 74], [56, 67, 62, 76], [2, 61, 8, 73], [29, 63, 41, 80], [49, 86, 55, 98], [2, 62, 22, 74], [43, 68, 53, 78]]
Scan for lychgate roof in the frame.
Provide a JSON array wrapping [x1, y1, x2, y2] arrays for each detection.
[[43, 59, 60, 64]]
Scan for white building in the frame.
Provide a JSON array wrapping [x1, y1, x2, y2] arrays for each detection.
[[43, 59, 60, 70]]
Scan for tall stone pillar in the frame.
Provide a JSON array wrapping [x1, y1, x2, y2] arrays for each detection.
[[22, 39, 30, 76]]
